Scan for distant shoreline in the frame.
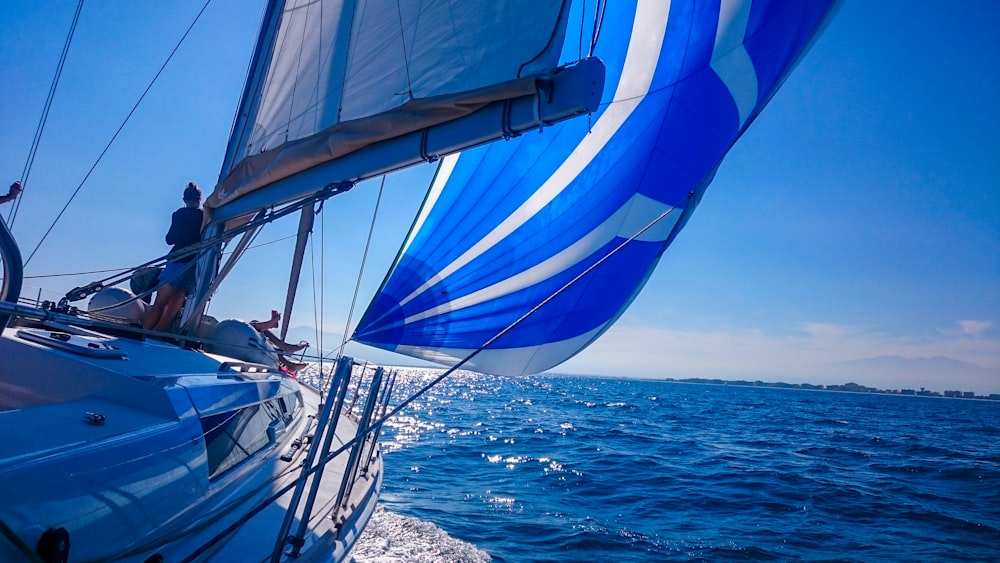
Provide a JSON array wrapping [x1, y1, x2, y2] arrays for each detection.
[[376, 364, 1000, 400], [629, 377, 1000, 401]]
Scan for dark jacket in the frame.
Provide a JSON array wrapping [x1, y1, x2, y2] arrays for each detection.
[[166, 207, 203, 263]]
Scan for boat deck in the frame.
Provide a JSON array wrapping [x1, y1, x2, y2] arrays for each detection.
[[0, 323, 383, 562]]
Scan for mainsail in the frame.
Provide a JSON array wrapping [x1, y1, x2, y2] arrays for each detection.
[[190, 0, 605, 327], [206, 0, 593, 216], [354, 0, 841, 376]]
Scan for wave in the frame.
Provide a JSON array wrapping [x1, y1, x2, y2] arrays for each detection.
[[351, 507, 491, 562]]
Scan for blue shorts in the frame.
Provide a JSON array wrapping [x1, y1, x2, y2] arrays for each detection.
[[161, 261, 195, 293]]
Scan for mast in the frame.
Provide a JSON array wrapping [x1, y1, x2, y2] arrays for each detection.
[[281, 203, 314, 341]]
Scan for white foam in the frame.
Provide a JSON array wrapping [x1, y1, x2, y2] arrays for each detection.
[[350, 507, 491, 562]]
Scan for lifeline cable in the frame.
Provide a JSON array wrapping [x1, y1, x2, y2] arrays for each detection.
[[58, 183, 347, 310], [179, 203, 679, 562], [22, 233, 298, 281], [341, 205, 680, 457]]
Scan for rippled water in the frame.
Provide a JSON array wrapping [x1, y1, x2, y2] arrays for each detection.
[[346, 368, 1000, 561]]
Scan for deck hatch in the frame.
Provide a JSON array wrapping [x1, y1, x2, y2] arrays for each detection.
[[16, 328, 127, 359]]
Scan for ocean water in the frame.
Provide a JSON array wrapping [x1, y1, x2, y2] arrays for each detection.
[[342, 368, 1000, 562]]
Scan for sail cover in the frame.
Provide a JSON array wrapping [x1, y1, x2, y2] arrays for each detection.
[[207, 0, 572, 210], [354, 0, 840, 376]]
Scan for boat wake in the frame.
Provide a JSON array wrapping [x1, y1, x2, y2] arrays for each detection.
[[351, 507, 490, 563]]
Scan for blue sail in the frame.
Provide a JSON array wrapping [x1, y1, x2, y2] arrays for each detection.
[[355, 0, 840, 375]]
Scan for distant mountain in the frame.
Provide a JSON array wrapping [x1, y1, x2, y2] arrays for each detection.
[[819, 355, 997, 393]]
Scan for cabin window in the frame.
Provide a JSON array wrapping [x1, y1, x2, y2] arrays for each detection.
[[200, 396, 296, 479]]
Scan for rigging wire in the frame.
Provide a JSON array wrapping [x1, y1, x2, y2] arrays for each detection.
[[73, 184, 346, 304], [8, 0, 85, 228], [24, 267, 131, 280], [22, 232, 299, 281], [336, 175, 385, 359], [589, 0, 608, 57], [343, 206, 680, 443], [29, 187, 342, 320], [176, 204, 682, 563], [317, 196, 328, 396], [309, 208, 323, 388], [22, 0, 215, 268]]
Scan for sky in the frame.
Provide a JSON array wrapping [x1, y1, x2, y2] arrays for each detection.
[[0, 1, 997, 393]]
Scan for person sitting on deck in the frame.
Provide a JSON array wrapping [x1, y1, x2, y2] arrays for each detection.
[[251, 310, 310, 372]]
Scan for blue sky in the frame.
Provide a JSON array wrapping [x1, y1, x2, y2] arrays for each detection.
[[1, 1, 997, 393]]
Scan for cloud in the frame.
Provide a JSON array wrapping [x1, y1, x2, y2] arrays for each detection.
[[956, 319, 993, 338], [558, 319, 1000, 393]]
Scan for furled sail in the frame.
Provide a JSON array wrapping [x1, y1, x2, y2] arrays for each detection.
[[354, 0, 841, 376], [206, 0, 577, 213]]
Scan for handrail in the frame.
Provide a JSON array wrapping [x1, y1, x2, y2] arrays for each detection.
[[330, 367, 384, 526], [285, 358, 355, 557], [270, 357, 352, 561]]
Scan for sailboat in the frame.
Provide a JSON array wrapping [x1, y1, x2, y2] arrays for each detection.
[[0, 0, 840, 561]]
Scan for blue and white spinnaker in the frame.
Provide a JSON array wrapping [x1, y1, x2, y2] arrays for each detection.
[[355, 0, 840, 375]]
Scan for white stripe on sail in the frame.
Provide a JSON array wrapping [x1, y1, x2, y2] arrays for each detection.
[[404, 194, 679, 324], [711, 0, 758, 127], [398, 154, 458, 258], [394, 323, 606, 376], [395, 0, 672, 310]]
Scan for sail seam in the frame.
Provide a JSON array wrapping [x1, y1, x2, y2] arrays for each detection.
[[399, 154, 457, 258], [394, 204, 677, 375], [710, 0, 759, 127], [403, 193, 677, 324], [395, 0, 414, 100]]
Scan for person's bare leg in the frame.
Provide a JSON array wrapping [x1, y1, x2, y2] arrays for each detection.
[[153, 287, 185, 332], [253, 310, 281, 331], [143, 305, 161, 331], [143, 286, 176, 330], [258, 329, 308, 353], [279, 356, 307, 372]]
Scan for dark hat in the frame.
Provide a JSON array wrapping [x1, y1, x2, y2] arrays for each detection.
[[183, 182, 202, 202]]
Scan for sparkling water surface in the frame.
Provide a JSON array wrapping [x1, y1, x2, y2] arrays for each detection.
[[333, 368, 1000, 562]]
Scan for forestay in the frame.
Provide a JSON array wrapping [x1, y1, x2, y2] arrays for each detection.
[[206, 0, 571, 211], [354, 0, 841, 376]]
